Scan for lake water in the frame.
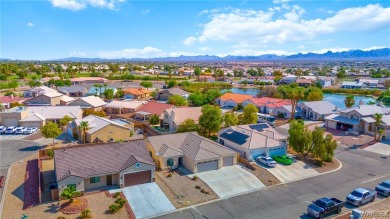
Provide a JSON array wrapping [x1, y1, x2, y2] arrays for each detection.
[[222, 88, 376, 109]]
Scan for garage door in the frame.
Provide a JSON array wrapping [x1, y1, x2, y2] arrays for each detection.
[[223, 156, 233, 167], [197, 160, 218, 173], [159, 94, 169, 101], [326, 120, 337, 129], [268, 147, 286, 157], [124, 170, 151, 187], [3, 118, 19, 127]]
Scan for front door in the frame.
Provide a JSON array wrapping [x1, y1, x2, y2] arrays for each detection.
[[107, 175, 112, 186]]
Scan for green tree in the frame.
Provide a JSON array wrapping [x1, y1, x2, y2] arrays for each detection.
[[167, 94, 188, 106], [198, 105, 222, 136], [41, 122, 62, 145], [140, 81, 153, 88], [78, 121, 90, 144], [149, 114, 160, 126], [284, 86, 305, 120], [373, 113, 383, 141], [7, 80, 18, 90], [306, 87, 323, 101], [288, 120, 311, 155], [194, 67, 202, 80], [28, 80, 42, 88], [344, 94, 355, 108], [61, 185, 81, 203], [273, 70, 283, 77], [223, 112, 239, 127], [205, 89, 222, 104], [238, 104, 259, 124], [116, 88, 124, 99], [336, 67, 347, 79], [177, 119, 199, 133], [59, 115, 73, 127], [188, 93, 206, 106], [104, 88, 114, 100], [167, 80, 177, 88]]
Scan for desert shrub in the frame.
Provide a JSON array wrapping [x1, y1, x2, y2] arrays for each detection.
[[47, 149, 54, 158], [166, 173, 172, 178], [115, 197, 126, 208], [114, 192, 120, 198], [109, 204, 120, 214], [195, 185, 201, 189], [191, 176, 198, 181], [80, 208, 92, 219]]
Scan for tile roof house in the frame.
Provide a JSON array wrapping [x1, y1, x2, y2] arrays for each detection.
[[23, 91, 73, 106], [0, 95, 26, 109], [67, 115, 133, 143], [104, 100, 147, 114], [85, 86, 117, 97], [68, 96, 106, 110], [341, 81, 364, 89], [145, 132, 238, 173], [134, 101, 174, 120], [123, 88, 152, 100], [23, 86, 57, 98], [55, 140, 155, 196], [216, 93, 253, 107], [273, 104, 301, 119], [296, 78, 313, 87], [298, 101, 339, 121], [243, 97, 291, 114], [162, 107, 202, 132], [58, 86, 88, 97], [218, 123, 287, 161], [70, 77, 108, 85], [156, 88, 190, 101]]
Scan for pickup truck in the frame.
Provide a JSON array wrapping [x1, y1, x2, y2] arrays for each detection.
[[375, 180, 390, 197], [346, 188, 377, 206], [307, 197, 345, 219]]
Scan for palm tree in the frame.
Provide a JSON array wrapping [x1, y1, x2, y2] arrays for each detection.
[[378, 129, 384, 142], [374, 113, 383, 141], [344, 94, 355, 108], [78, 121, 90, 144]]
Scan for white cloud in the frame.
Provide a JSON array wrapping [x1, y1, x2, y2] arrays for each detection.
[[199, 47, 212, 52], [69, 51, 87, 57], [183, 36, 197, 46], [97, 46, 165, 58], [362, 46, 386, 51], [273, 0, 290, 4], [298, 45, 305, 49], [141, 9, 150, 15], [27, 22, 34, 27], [191, 4, 390, 46], [49, 0, 125, 11]]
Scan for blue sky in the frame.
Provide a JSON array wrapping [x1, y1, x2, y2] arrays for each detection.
[[1, 0, 390, 60]]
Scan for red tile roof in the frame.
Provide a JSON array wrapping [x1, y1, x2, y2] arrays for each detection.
[[0, 96, 26, 103], [136, 101, 174, 115], [219, 93, 253, 103], [249, 97, 291, 108]]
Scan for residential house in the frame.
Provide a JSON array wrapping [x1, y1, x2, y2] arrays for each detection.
[[341, 81, 364, 89], [134, 101, 173, 121], [378, 115, 390, 140], [298, 101, 339, 121], [216, 93, 253, 108], [58, 86, 88, 97], [359, 79, 379, 88], [296, 78, 313, 87], [273, 105, 301, 119], [70, 77, 108, 85], [0, 106, 83, 127], [145, 132, 238, 173], [55, 140, 155, 196], [156, 88, 190, 101], [123, 88, 152, 100], [162, 107, 202, 132], [279, 75, 297, 85], [318, 78, 332, 87], [85, 86, 117, 97], [23, 92, 74, 106], [218, 123, 288, 161], [104, 100, 146, 114], [243, 97, 291, 114], [66, 115, 133, 143], [199, 76, 215, 82], [257, 76, 275, 84], [68, 96, 106, 110], [0, 95, 26, 109], [23, 86, 57, 98]]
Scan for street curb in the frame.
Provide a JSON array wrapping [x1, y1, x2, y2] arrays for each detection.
[[147, 159, 343, 219], [0, 163, 13, 219]]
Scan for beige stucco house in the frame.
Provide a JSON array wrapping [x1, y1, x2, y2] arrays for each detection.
[[162, 107, 202, 132]]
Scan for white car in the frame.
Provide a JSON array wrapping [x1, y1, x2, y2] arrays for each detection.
[[24, 127, 38, 134], [0, 126, 6, 134], [5, 126, 17, 134], [256, 156, 277, 167], [15, 127, 27, 134]]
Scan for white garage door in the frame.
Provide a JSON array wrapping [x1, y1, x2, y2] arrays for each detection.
[[223, 156, 233, 167], [197, 160, 218, 173], [3, 118, 19, 127], [269, 147, 286, 157], [326, 120, 337, 129]]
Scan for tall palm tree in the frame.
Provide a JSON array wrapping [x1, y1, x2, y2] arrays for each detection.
[[374, 113, 383, 141], [344, 94, 355, 108], [78, 121, 90, 144], [378, 129, 384, 142]]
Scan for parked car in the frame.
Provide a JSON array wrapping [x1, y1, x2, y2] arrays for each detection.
[[15, 127, 27, 134], [256, 156, 277, 167], [24, 127, 38, 134], [375, 180, 390, 197], [307, 197, 345, 219], [5, 126, 17, 134], [346, 188, 377, 206], [0, 126, 6, 134], [272, 155, 293, 165]]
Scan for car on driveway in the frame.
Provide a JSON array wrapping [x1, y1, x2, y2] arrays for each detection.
[[256, 156, 276, 167], [307, 197, 345, 219], [346, 188, 377, 206], [5, 126, 17, 134], [24, 127, 37, 134], [375, 180, 390, 197], [0, 126, 6, 134], [272, 155, 293, 165], [15, 127, 27, 134]]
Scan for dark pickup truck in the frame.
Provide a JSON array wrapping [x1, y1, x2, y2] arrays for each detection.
[[307, 197, 345, 219]]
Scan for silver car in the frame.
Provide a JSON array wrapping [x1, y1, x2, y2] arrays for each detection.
[[256, 156, 277, 167], [0, 126, 6, 134], [24, 127, 37, 134], [15, 127, 27, 134]]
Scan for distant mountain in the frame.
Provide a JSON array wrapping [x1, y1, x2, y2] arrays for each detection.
[[3, 48, 390, 62]]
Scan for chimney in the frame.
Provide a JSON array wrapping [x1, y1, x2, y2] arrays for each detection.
[[359, 100, 364, 106]]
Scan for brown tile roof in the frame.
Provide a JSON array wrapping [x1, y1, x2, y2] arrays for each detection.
[[218, 93, 253, 103], [0, 96, 25, 103], [123, 88, 152, 96], [136, 101, 173, 116], [55, 140, 155, 182], [296, 78, 313, 84]]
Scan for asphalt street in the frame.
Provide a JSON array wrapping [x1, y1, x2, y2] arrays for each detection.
[[156, 144, 390, 219]]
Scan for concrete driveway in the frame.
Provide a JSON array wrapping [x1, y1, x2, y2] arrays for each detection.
[[364, 141, 390, 156], [110, 183, 175, 219], [264, 161, 319, 183], [191, 165, 265, 198]]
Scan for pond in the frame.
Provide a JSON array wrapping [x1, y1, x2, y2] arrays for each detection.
[[221, 87, 377, 109]]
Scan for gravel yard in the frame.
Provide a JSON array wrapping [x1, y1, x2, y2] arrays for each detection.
[[155, 171, 218, 208], [1, 153, 130, 219], [246, 164, 281, 186]]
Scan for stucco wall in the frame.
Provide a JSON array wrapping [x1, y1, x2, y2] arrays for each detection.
[[119, 162, 155, 187], [87, 124, 130, 143], [57, 176, 84, 194], [84, 175, 107, 190], [219, 137, 247, 158]]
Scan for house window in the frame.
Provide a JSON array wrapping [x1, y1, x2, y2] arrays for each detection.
[[135, 162, 140, 168], [368, 124, 373, 132], [90, 177, 100, 184], [167, 158, 174, 167]]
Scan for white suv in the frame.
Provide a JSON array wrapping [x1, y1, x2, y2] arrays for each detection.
[[5, 126, 17, 134]]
